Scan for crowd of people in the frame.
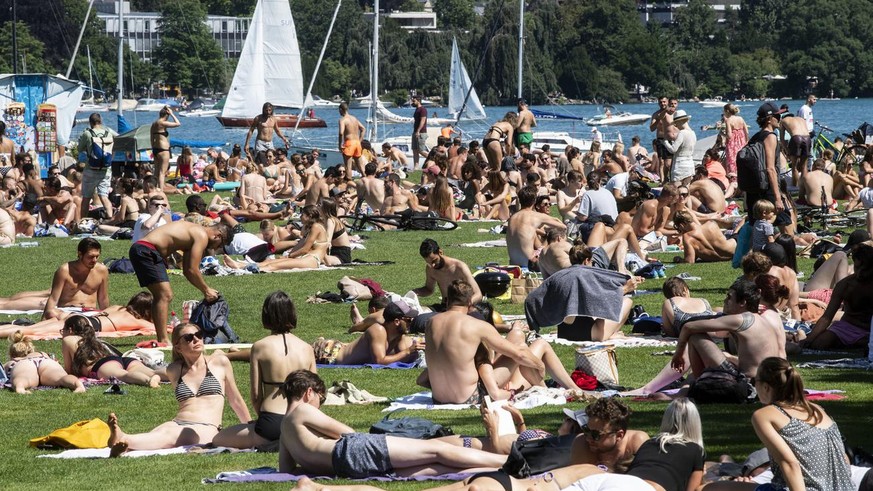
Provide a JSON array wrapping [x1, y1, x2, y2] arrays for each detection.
[[1, 95, 872, 490]]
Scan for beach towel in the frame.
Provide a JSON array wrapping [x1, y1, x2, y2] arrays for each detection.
[[202, 467, 473, 484], [28, 328, 157, 341], [540, 332, 677, 348], [0, 306, 84, 316], [798, 358, 873, 370], [458, 239, 507, 248], [316, 361, 420, 369], [525, 266, 629, 331], [38, 445, 254, 459], [383, 388, 568, 412]]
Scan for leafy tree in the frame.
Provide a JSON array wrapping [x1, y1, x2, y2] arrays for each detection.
[[433, 0, 474, 30], [0, 22, 52, 74], [153, 0, 227, 95]]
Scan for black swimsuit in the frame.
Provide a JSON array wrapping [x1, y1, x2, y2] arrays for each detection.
[[483, 126, 508, 147], [468, 471, 513, 491]]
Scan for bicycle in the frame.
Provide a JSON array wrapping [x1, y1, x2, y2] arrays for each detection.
[[339, 211, 458, 232], [811, 122, 868, 168], [795, 186, 867, 232]]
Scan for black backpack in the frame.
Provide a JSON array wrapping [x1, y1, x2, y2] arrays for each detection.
[[736, 130, 774, 193], [501, 434, 576, 477], [190, 296, 241, 344]]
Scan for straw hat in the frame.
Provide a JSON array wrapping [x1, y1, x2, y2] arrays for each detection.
[[672, 109, 691, 126]]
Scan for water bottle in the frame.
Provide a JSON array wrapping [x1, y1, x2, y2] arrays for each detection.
[[169, 311, 181, 329]]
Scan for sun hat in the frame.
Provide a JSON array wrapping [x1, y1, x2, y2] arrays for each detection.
[[672, 109, 691, 125]]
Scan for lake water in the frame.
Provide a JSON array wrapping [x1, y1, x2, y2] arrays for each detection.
[[100, 98, 873, 154]]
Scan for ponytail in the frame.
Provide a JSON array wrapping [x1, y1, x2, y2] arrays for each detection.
[[757, 357, 822, 425]]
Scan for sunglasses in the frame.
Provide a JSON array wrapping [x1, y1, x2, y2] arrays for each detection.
[[680, 192, 689, 197], [581, 425, 616, 441], [180, 331, 204, 343]]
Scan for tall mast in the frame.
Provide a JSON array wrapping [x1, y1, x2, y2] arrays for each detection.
[[87, 46, 94, 101], [516, 0, 523, 100], [117, 0, 124, 115], [368, 0, 380, 142], [66, 0, 96, 78], [12, 0, 18, 73]]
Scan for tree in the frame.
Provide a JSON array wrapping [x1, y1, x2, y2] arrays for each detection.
[[153, 0, 227, 94], [0, 22, 52, 74], [433, 0, 475, 30]]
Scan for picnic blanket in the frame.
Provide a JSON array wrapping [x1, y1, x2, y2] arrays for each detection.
[[38, 444, 254, 459], [798, 358, 873, 370], [540, 332, 677, 348], [382, 388, 568, 412], [155, 343, 253, 352], [0, 306, 84, 316], [0, 241, 39, 248], [317, 361, 420, 370], [525, 266, 629, 331], [29, 328, 157, 341], [203, 467, 473, 484], [458, 239, 507, 248]]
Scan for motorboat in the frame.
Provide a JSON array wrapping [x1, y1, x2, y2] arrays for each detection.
[[349, 95, 395, 110], [135, 98, 181, 112], [584, 111, 649, 126], [698, 99, 726, 108], [308, 95, 340, 107], [529, 131, 615, 154]]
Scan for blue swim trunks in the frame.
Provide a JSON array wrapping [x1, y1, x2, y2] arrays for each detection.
[[332, 433, 395, 478]]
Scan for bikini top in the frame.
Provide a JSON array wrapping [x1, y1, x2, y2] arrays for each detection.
[[175, 361, 223, 402], [669, 298, 714, 328], [262, 333, 290, 387], [487, 126, 507, 139], [331, 219, 347, 240]]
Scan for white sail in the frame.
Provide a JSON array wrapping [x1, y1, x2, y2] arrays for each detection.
[[447, 37, 486, 121], [221, 0, 304, 119]]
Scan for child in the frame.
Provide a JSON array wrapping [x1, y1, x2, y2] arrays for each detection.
[[822, 148, 836, 174], [751, 199, 777, 251]]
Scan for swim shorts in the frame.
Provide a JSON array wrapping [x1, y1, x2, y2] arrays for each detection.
[[330, 245, 352, 264], [652, 138, 671, 160], [312, 337, 345, 364], [129, 240, 169, 287], [253, 411, 284, 441], [332, 433, 394, 478], [516, 132, 533, 146], [342, 139, 363, 158], [787, 135, 811, 160]]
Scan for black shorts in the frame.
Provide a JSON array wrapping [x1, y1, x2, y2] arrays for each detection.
[[331, 245, 352, 264], [557, 316, 595, 342], [787, 135, 811, 160], [129, 241, 169, 287], [652, 138, 671, 160], [253, 411, 283, 441]]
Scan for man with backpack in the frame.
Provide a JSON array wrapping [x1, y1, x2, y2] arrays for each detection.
[[77, 113, 117, 221], [740, 103, 791, 230]]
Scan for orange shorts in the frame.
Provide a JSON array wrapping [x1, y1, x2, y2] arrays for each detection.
[[342, 139, 362, 158]]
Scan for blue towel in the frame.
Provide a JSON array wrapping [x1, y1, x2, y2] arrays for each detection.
[[316, 361, 420, 370]]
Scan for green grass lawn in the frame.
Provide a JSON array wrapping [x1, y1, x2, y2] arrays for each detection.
[[1, 191, 871, 490]]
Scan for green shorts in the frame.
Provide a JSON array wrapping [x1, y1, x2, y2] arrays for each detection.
[[516, 132, 533, 146]]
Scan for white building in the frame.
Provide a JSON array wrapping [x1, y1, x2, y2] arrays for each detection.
[[94, 1, 249, 61], [636, 0, 741, 26]]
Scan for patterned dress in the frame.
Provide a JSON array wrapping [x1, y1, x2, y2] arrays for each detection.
[[725, 126, 748, 180]]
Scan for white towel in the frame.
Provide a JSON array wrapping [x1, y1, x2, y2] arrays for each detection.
[[540, 332, 677, 348]]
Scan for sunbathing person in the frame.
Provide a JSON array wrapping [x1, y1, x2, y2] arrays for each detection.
[[0, 292, 155, 338], [538, 228, 572, 278], [223, 205, 329, 272], [0, 289, 51, 312], [43, 237, 110, 320], [313, 301, 424, 366], [212, 291, 315, 449], [660, 276, 714, 338], [321, 198, 353, 265], [106, 323, 251, 457], [4, 330, 85, 394], [413, 238, 482, 309], [672, 209, 736, 263], [570, 398, 650, 472], [279, 369, 506, 477], [417, 279, 545, 404], [61, 316, 161, 387], [348, 296, 390, 334], [804, 241, 873, 350]]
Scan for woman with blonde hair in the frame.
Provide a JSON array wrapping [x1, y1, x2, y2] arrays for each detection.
[[105, 323, 251, 457], [723, 103, 749, 182], [483, 112, 518, 171], [224, 205, 330, 271], [5, 331, 85, 393], [428, 175, 458, 220]]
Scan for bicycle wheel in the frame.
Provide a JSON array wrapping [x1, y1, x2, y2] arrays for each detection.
[[338, 214, 386, 232], [838, 145, 867, 168], [839, 209, 868, 228], [406, 216, 458, 231]]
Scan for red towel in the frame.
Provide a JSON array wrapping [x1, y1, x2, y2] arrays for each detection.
[[571, 370, 598, 390]]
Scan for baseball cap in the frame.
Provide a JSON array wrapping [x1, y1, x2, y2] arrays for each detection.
[[741, 448, 770, 476], [562, 407, 588, 427], [384, 299, 420, 322], [757, 102, 787, 119], [844, 229, 871, 252]]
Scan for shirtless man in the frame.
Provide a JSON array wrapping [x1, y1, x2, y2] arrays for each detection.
[[418, 280, 545, 404], [507, 186, 566, 267], [279, 370, 506, 477], [569, 398, 649, 472], [779, 113, 811, 186], [355, 163, 385, 212], [800, 158, 834, 207], [649, 96, 674, 181], [673, 210, 736, 263], [538, 228, 572, 278], [313, 301, 423, 366], [338, 102, 365, 177], [43, 238, 110, 320], [672, 277, 783, 401], [348, 295, 390, 333], [448, 145, 468, 180], [413, 238, 482, 307], [244, 102, 289, 165], [38, 176, 76, 226], [129, 220, 232, 343], [515, 99, 537, 149], [381, 142, 408, 172], [628, 182, 681, 238], [688, 167, 727, 214], [381, 173, 423, 214], [302, 167, 340, 207]]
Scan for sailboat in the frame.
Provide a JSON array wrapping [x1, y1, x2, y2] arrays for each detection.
[[216, 0, 326, 128], [375, 37, 486, 126], [78, 47, 109, 112]]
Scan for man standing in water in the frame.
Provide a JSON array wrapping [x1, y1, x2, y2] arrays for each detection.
[[338, 102, 365, 177], [516, 99, 537, 148], [244, 102, 290, 165], [411, 95, 428, 170]]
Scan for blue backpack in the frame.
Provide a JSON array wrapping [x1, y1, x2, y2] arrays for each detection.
[[87, 128, 114, 170]]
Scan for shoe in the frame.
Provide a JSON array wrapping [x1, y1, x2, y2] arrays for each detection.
[[627, 305, 648, 324]]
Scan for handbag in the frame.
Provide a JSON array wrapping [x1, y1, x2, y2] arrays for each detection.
[[29, 418, 110, 449], [510, 272, 543, 304], [501, 434, 576, 477], [575, 345, 619, 384]]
